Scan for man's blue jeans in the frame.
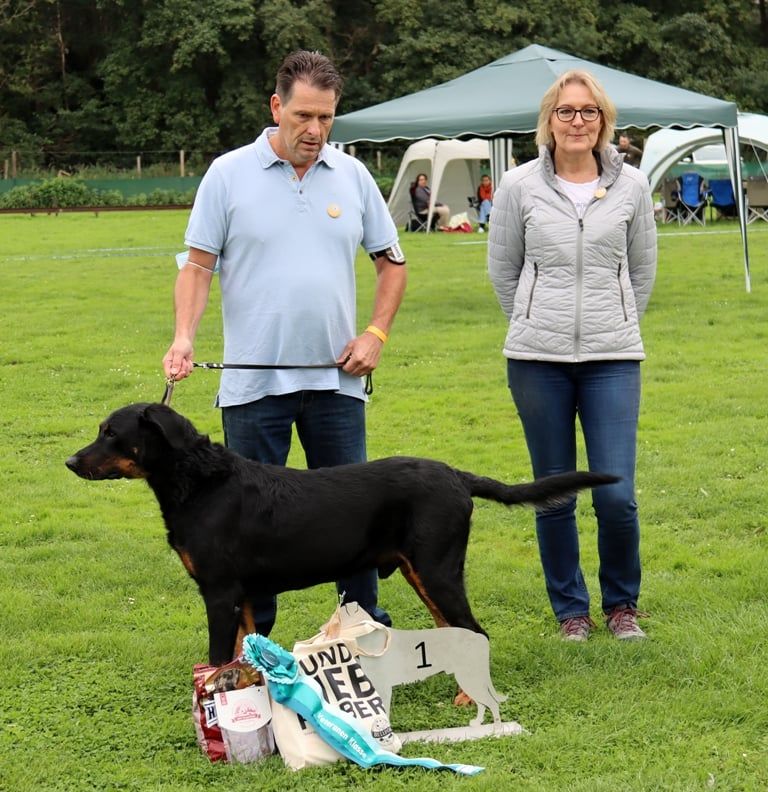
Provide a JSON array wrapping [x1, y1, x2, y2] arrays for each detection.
[[507, 360, 641, 622], [221, 391, 390, 634]]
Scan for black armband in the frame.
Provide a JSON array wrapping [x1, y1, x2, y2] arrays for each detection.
[[370, 242, 405, 265]]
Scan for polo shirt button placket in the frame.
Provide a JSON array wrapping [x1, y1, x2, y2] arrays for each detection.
[[294, 172, 308, 212]]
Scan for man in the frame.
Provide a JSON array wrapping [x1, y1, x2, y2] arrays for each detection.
[[616, 133, 643, 168], [162, 50, 407, 637]]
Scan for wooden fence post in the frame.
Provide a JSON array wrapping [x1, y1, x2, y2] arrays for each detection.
[[180, 149, 186, 177], [136, 155, 142, 177], [11, 150, 18, 178]]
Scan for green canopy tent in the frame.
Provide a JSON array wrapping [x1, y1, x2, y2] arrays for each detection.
[[332, 45, 750, 290]]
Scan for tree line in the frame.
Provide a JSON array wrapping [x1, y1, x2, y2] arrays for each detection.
[[1, 0, 767, 166]]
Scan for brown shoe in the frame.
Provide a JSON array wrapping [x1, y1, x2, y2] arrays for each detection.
[[605, 606, 647, 640], [559, 615, 596, 642]]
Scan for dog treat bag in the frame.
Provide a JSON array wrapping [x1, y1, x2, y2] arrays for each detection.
[[192, 658, 276, 763]]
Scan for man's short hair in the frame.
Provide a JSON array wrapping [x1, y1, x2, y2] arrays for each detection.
[[275, 50, 344, 102]]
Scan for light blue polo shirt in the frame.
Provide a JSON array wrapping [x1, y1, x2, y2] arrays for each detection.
[[181, 128, 399, 406]]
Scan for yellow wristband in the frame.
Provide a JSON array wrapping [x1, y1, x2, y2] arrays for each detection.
[[365, 325, 388, 343]]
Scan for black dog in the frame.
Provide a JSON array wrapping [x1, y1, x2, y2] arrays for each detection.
[[66, 403, 618, 665]]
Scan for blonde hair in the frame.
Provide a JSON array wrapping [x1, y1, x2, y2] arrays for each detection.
[[535, 70, 617, 152]]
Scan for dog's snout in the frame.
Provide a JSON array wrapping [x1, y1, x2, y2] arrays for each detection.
[[65, 455, 82, 473]]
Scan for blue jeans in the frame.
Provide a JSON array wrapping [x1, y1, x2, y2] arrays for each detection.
[[507, 360, 641, 622], [479, 199, 492, 224], [221, 391, 390, 634]]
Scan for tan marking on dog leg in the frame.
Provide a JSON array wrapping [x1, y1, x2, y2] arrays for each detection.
[[234, 601, 257, 658], [398, 556, 449, 627], [399, 557, 477, 712], [453, 690, 474, 707]]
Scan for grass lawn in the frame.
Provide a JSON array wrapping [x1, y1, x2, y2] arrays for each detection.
[[1, 212, 767, 790]]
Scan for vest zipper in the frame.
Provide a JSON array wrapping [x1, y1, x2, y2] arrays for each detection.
[[574, 218, 584, 359]]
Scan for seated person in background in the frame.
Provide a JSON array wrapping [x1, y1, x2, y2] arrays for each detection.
[[476, 173, 493, 232], [616, 133, 643, 168], [410, 172, 450, 229]]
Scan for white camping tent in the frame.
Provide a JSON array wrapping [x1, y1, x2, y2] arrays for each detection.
[[640, 113, 768, 192], [387, 138, 490, 230]]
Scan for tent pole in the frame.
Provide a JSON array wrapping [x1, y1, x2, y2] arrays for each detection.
[[426, 141, 438, 232], [490, 138, 515, 189], [723, 127, 751, 292]]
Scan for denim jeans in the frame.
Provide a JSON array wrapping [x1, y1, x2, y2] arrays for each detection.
[[507, 360, 641, 621], [478, 199, 492, 224], [221, 391, 390, 634]]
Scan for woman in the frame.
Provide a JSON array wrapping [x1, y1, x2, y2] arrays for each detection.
[[410, 172, 450, 229], [487, 71, 657, 641]]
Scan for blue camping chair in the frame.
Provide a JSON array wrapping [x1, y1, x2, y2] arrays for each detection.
[[708, 178, 737, 220], [677, 172, 707, 226]]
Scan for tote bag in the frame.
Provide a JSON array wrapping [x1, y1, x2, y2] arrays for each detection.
[[270, 610, 400, 770]]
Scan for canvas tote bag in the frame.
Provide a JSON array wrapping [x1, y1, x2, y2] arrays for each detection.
[[269, 605, 400, 770]]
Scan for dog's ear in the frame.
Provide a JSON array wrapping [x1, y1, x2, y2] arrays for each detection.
[[140, 403, 196, 451]]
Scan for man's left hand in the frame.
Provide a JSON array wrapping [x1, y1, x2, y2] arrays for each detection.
[[337, 332, 384, 376]]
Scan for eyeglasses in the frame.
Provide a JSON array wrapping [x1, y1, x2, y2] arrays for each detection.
[[554, 106, 601, 122]]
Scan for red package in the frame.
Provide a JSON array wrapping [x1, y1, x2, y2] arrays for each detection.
[[192, 658, 276, 763]]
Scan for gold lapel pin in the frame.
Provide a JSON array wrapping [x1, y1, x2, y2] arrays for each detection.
[[594, 187, 607, 199], [327, 204, 342, 218]]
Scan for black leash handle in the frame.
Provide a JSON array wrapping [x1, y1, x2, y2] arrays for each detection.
[[162, 362, 373, 405], [193, 361, 342, 370], [193, 361, 373, 394]]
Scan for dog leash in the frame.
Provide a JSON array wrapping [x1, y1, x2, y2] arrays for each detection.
[[161, 362, 373, 406], [161, 378, 176, 406]]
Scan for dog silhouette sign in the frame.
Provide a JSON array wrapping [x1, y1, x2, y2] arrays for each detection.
[[328, 603, 510, 730]]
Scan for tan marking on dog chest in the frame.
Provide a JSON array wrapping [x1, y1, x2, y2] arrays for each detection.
[[176, 548, 196, 577]]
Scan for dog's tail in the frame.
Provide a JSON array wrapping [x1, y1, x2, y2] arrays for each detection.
[[459, 470, 620, 510]]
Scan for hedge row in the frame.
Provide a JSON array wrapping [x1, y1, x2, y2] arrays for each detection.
[[1, 174, 396, 209], [0, 177, 196, 209]]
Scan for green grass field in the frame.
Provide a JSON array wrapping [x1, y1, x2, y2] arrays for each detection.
[[1, 212, 767, 790]]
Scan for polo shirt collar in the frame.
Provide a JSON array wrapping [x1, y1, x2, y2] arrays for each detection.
[[255, 127, 337, 170]]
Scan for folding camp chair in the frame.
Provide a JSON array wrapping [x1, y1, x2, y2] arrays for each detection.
[[677, 172, 707, 226], [745, 178, 768, 224], [406, 207, 430, 232], [406, 197, 440, 232], [707, 178, 737, 220]]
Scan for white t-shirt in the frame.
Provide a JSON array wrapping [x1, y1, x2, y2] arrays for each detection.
[[555, 175, 600, 218]]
